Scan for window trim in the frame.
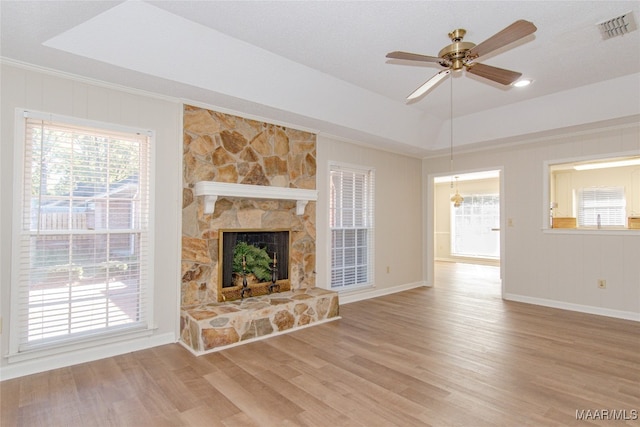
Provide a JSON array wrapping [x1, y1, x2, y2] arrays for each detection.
[[8, 109, 156, 361], [328, 161, 375, 292]]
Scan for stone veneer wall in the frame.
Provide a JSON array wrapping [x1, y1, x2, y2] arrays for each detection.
[[181, 105, 317, 305]]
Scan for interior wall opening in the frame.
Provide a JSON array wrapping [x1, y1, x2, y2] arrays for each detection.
[[434, 170, 501, 266], [430, 168, 504, 296]]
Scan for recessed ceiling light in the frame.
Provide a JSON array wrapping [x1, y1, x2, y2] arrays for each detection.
[[513, 79, 532, 88]]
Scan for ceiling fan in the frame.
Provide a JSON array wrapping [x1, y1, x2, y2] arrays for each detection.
[[386, 20, 537, 100]]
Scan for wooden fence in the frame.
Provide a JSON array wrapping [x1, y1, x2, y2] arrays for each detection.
[[38, 211, 88, 230]]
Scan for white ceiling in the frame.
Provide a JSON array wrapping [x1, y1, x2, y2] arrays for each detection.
[[2, 1, 639, 157]]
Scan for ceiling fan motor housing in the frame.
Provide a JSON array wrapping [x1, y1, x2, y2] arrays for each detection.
[[438, 29, 476, 70]]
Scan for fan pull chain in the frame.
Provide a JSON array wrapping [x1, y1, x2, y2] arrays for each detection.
[[450, 75, 454, 189]]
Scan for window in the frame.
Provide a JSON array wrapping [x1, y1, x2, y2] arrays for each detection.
[[11, 110, 152, 356], [577, 187, 625, 227], [451, 193, 500, 258], [329, 164, 374, 290]]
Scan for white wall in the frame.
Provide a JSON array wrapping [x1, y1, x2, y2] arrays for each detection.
[[0, 64, 182, 379], [316, 136, 425, 303], [424, 122, 640, 320]]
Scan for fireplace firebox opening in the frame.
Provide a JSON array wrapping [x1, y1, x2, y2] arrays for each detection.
[[218, 229, 290, 301]]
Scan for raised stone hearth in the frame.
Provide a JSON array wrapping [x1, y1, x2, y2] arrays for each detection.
[[180, 288, 339, 354]]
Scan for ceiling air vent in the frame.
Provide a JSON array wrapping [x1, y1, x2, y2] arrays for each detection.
[[597, 11, 637, 40]]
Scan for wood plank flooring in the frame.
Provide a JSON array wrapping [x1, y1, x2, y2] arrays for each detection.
[[2, 262, 639, 426]]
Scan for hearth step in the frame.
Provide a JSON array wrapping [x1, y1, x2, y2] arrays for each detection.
[[180, 288, 339, 354]]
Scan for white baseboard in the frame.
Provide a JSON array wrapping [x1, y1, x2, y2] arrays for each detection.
[[503, 293, 640, 322], [339, 281, 428, 304], [1, 332, 176, 381], [435, 256, 500, 267]]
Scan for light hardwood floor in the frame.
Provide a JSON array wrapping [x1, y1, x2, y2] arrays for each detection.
[[2, 262, 638, 426]]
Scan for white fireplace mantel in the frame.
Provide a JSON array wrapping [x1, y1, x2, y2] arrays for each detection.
[[194, 181, 318, 215]]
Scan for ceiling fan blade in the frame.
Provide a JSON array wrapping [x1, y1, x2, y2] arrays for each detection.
[[467, 20, 537, 59], [386, 51, 442, 64], [466, 63, 522, 85], [407, 69, 451, 100]]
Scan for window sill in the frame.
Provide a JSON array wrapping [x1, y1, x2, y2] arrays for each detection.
[[6, 326, 155, 364], [332, 284, 374, 294], [543, 228, 640, 236]]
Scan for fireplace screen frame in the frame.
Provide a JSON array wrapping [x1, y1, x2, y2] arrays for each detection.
[[218, 228, 291, 301]]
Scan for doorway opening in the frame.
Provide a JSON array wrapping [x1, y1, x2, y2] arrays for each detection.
[[430, 169, 504, 294]]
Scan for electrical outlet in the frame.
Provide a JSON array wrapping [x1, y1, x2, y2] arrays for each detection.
[[598, 279, 607, 289], [386, 266, 390, 274]]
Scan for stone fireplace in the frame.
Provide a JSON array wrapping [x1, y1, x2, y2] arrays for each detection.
[[180, 105, 339, 354], [181, 105, 318, 306]]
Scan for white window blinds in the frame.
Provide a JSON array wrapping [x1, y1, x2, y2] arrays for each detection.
[[329, 164, 375, 290], [12, 111, 152, 354], [577, 187, 626, 227]]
